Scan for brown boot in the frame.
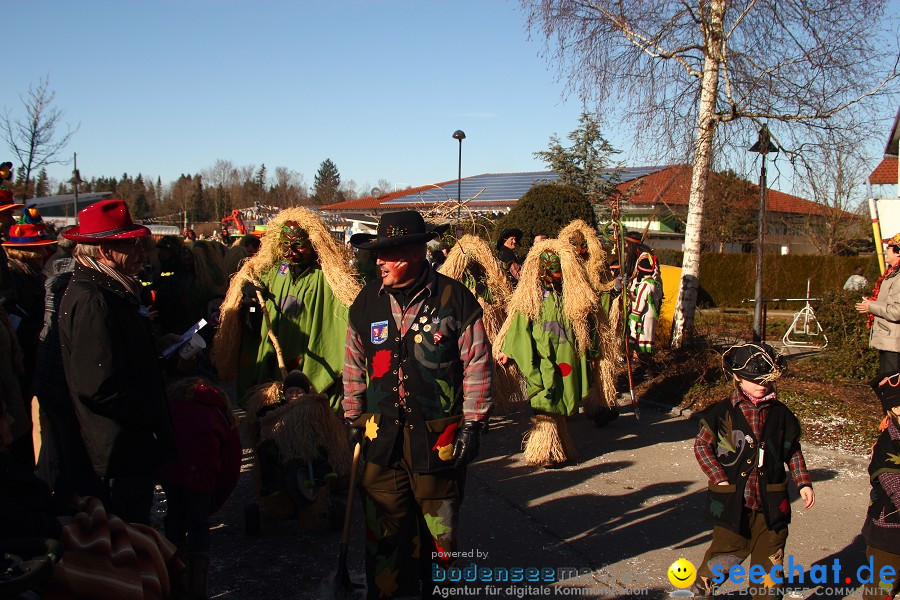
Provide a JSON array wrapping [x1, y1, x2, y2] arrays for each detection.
[[183, 553, 210, 600]]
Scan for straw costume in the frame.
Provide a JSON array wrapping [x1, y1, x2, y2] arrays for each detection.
[[212, 207, 360, 409], [495, 239, 603, 467], [558, 220, 620, 424], [243, 370, 351, 529], [438, 234, 524, 410]]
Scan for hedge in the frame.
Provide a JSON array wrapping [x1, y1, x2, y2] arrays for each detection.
[[655, 251, 880, 309]]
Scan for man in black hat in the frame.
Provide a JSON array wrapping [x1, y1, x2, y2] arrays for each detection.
[[343, 210, 493, 599], [496, 227, 522, 283], [691, 342, 814, 598]]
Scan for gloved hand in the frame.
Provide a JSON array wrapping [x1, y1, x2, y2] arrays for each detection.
[[241, 281, 270, 305], [452, 421, 483, 468], [345, 417, 363, 448]]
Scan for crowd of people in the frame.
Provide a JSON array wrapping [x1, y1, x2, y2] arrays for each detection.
[[18, 189, 900, 599]]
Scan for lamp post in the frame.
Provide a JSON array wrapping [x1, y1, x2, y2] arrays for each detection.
[[452, 130, 466, 220], [749, 125, 778, 342], [69, 152, 83, 225]]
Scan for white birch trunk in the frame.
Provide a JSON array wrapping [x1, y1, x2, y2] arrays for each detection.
[[670, 0, 725, 348]]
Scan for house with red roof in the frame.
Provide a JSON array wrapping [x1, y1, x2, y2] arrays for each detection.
[[322, 165, 850, 254], [869, 107, 899, 195]]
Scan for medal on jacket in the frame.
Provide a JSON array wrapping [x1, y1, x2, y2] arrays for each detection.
[[414, 333, 423, 344]]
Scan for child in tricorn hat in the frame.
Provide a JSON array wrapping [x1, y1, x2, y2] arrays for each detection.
[[691, 342, 815, 598], [860, 372, 900, 599]]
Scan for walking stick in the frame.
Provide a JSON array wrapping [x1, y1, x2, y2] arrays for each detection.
[[613, 219, 640, 420], [253, 285, 288, 379], [332, 441, 365, 598]]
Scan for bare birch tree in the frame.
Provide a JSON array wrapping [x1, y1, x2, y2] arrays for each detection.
[[1, 76, 79, 200], [522, 0, 899, 346]]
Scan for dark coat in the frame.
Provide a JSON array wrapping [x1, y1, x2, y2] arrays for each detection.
[[59, 262, 176, 478]]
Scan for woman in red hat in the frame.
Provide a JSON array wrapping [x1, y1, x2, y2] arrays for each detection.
[[2, 221, 56, 468]]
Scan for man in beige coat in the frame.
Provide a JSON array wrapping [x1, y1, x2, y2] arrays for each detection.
[[857, 233, 900, 373]]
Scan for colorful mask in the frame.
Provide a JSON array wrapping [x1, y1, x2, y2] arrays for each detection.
[[568, 231, 588, 259], [280, 221, 315, 265], [539, 251, 562, 291]]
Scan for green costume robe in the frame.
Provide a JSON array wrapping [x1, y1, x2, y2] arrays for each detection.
[[501, 290, 592, 417], [237, 262, 348, 410]]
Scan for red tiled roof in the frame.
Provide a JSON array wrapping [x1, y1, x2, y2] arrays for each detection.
[[321, 178, 461, 211], [616, 164, 848, 217], [870, 157, 898, 185]]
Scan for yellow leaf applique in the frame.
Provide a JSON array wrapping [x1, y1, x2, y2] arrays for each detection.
[[437, 444, 454, 461], [374, 567, 399, 598], [887, 452, 900, 465], [762, 573, 776, 588], [365, 416, 379, 441]]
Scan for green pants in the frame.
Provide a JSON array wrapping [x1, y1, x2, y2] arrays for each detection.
[[359, 428, 466, 600], [697, 510, 788, 600]]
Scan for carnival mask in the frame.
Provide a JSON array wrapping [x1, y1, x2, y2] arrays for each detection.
[[539, 251, 563, 291], [280, 221, 315, 266], [569, 231, 589, 260]]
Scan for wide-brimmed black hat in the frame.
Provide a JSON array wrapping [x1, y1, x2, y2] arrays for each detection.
[[722, 342, 785, 384], [870, 372, 900, 414], [495, 228, 523, 251], [349, 210, 448, 251]]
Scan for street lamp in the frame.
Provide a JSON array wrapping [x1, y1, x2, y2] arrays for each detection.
[[749, 125, 779, 342], [69, 152, 83, 225], [452, 130, 466, 220]]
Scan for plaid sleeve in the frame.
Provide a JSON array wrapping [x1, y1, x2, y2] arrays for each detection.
[[458, 316, 493, 422], [788, 447, 813, 490], [341, 321, 367, 420], [694, 422, 729, 484]]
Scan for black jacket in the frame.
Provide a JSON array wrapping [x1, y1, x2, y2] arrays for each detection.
[[59, 262, 176, 478]]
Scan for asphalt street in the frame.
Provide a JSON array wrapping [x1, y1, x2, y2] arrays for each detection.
[[204, 400, 873, 600]]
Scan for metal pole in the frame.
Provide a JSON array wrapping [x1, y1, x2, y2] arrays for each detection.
[[73, 153, 79, 224], [752, 132, 769, 343], [456, 139, 463, 220]]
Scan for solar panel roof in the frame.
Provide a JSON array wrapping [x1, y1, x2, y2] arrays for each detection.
[[383, 167, 666, 205]]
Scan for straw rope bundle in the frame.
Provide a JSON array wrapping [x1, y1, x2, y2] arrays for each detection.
[[494, 238, 600, 355], [211, 207, 361, 383], [438, 234, 525, 410], [522, 414, 576, 467], [192, 240, 227, 299], [557, 219, 616, 294]]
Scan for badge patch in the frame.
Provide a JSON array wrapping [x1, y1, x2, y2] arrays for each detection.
[[371, 320, 389, 344], [278, 262, 289, 276]]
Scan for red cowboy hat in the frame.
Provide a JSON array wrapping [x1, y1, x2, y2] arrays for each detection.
[[2, 223, 57, 248], [0, 190, 19, 213], [63, 199, 150, 243]]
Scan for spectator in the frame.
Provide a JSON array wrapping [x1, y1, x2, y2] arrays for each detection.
[[496, 228, 523, 283], [59, 199, 176, 525], [857, 234, 900, 373], [844, 265, 869, 291]]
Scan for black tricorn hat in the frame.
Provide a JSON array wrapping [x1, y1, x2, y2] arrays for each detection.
[[870, 372, 900, 414], [722, 342, 785, 384], [495, 228, 523, 250], [350, 210, 448, 251]]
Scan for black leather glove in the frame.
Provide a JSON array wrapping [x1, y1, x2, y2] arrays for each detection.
[[345, 417, 364, 448], [452, 421, 483, 468]]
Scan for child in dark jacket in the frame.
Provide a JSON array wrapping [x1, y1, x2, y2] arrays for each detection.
[[861, 372, 900, 600], [692, 342, 815, 598], [156, 378, 241, 600]]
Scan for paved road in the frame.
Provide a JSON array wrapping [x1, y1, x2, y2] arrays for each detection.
[[204, 400, 872, 600]]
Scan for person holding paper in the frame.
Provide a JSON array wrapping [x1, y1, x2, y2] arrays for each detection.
[[58, 199, 176, 525]]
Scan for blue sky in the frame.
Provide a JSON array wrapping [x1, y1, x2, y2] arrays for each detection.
[[5, 0, 606, 193], [4, 1, 897, 199]]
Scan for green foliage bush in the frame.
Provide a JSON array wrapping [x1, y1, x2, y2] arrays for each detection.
[[494, 184, 595, 245], [809, 289, 878, 380]]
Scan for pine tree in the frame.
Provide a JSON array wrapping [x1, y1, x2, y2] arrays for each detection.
[[34, 168, 49, 197], [313, 159, 341, 205]]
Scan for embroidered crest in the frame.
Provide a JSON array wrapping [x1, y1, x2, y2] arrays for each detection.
[[278, 262, 290, 276], [371, 320, 389, 344]]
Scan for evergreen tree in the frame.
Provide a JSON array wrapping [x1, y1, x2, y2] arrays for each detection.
[[495, 184, 595, 246], [34, 168, 49, 197], [313, 158, 341, 204], [533, 112, 623, 205]]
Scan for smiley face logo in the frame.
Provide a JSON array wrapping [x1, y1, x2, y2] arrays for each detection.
[[667, 558, 697, 589]]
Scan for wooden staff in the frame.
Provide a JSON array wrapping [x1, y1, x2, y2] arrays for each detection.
[[254, 286, 288, 379]]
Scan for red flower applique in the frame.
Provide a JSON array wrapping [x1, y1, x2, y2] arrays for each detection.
[[433, 331, 443, 343], [431, 422, 459, 451], [779, 498, 790, 515], [372, 349, 392, 379], [558, 363, 572, 377]]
